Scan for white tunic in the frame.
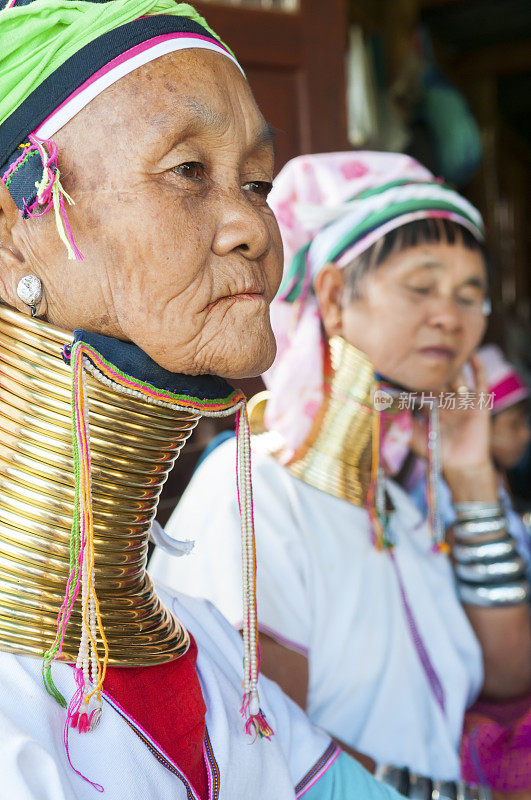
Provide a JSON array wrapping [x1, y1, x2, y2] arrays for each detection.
[[150, 439, 484, 780], [0, 587, 339, 800]]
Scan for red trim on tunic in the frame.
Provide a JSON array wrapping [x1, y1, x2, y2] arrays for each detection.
[[104, 634, 208, 800]]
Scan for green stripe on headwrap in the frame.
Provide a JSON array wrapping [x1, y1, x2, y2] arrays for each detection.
[[0, 0, 234, 128], [279, 196, 484, 304], [277, 244, 310, 303], [327, 198, 481, 264]]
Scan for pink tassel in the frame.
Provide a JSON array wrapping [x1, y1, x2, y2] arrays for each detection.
[[25, 134, 84, 261], [243, 706, 274, 741], [63, 667, 103, 792], [240, 689, 274, 742]]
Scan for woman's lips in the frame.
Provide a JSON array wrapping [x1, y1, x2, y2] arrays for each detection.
[[229, 292, 265, 302], [204, 292, 266, 311], [418, 346, 456, 360]]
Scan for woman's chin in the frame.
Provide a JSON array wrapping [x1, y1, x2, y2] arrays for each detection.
[[221, 336, 277, 380], [398, 363, 457, 394], [166, 331, 277, 380]]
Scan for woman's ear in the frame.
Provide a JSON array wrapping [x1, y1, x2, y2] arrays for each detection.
[[313, 262, 345, 338], [0, 182, 46, 315], [0, 182, 26, 305]]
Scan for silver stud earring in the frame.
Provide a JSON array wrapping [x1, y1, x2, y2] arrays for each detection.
[[17, 275, 43, 317]]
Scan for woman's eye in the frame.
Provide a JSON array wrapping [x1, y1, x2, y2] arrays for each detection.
[[406, 285, 432, 296], [173, 162, 204, 181], [456, 295, 475, 307], [243, 180, 273, 199], [456, 288, 485, 308]]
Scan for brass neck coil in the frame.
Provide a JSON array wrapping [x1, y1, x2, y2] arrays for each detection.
[[287, 336, 376, 506], [0, 305, 199, 664]]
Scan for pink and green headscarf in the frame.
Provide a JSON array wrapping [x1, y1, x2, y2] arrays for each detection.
[[264, 151, 486, 460]]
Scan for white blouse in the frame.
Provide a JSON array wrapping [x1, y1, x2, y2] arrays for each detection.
[[0, 587, 338, 799], [150, 438, 484, 780]]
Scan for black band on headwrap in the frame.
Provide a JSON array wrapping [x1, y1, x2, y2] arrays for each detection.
[[0, 14, 213, 170]]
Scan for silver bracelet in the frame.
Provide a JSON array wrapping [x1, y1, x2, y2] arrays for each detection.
[[374, 764, 406, 792], [453, 537, 517, 564], [375, 764, 491, 799], [454, 516, 507, 539], [408, 775, 432, 800], [458, 580, 530, 607], [454, 501, 502, 521], [455, 555, 526, 583]]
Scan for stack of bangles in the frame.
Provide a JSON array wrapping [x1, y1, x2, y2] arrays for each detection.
[[451, 501, 530, 607], [375, 765, 491, 799]]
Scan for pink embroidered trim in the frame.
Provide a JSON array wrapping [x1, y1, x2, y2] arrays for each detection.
[[1, 143, 32, 184], [103, 691, 206, 800], [255, 622, 309, 658], [390, 551, 446, 714], [82, 346, 244, 412], [295, 741, 341, 798]]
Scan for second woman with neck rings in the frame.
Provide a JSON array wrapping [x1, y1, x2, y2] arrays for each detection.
[[151, 151, 531, 794]]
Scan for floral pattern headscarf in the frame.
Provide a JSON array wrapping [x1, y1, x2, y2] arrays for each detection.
[[264, 151, 485, 461]]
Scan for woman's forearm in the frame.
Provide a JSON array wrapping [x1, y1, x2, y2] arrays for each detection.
[[463, 603, 531, 699], [445, 461, 498, 504], [446, 462, 531, 698]]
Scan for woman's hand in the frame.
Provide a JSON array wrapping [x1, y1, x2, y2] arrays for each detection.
[[438, 354, 492, 471], [411, 353, 499, 502]]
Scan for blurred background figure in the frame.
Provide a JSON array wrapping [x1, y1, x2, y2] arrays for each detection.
[[478, 345, 530, 473], [148, 1, 530, 797]]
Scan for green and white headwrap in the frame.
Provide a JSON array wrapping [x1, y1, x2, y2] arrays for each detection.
[[0, 0, 241, 258]]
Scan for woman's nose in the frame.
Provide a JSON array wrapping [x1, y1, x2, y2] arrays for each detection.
[[212, 189, 271, 261], [426, 294, 462, 331]]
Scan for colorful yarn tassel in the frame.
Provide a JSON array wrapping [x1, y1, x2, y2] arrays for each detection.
[[25, 135, 83, 261], [43, 342, 109, 728], [50, 335, 272, 753]]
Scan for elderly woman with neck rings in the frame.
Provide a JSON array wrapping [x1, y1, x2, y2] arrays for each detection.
[[151, 152, 531, 794], [0, 5, 406, 799]]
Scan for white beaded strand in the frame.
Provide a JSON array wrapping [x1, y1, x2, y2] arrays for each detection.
[[84, 357, 268, 734], [236, 406, 261, 717], [428, 401, 444, 547]]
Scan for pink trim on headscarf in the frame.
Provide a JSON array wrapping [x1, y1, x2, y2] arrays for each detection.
[[475, 344, 529, 414], [336, 210, 482, 269], [491, 374, 529, 414]]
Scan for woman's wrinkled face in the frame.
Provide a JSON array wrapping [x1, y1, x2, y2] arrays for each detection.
[[1, 50, 282, 378], [317, 240, 488, 391]]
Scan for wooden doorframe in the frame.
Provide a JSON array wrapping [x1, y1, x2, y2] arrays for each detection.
[[195, 0, 349, 162]]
